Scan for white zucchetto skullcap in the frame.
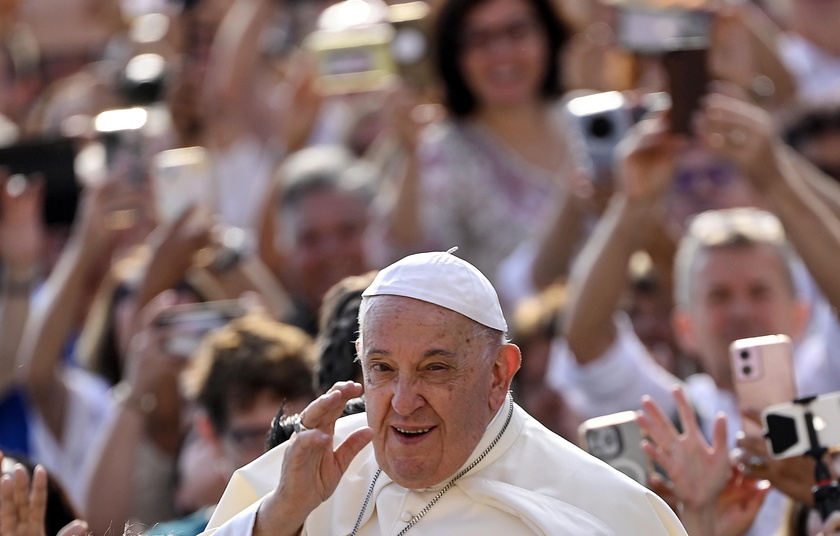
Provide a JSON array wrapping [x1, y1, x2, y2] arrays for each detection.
[[362, 249, 507, 332]]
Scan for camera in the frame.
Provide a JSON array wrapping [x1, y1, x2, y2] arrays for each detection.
[[303, 0, 432, 95], [579, 411, 651, 486], [564, 91, 668, 184], [564, 91, 634, 184]]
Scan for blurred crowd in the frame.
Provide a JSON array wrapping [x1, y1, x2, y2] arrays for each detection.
[[1, 0, 840, 535]]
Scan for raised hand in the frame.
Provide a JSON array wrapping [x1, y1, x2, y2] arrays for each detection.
[[694, 92, 784, 191], [615, 116, 685, 205], [0, 173, 44, 280], [638, 387, 734, 536], [638, 387, 731, 513], [1, 462, 48, 536], [383, 82, 439, 153], [254, 381, 373, 536], [0, 455, 90, 536]]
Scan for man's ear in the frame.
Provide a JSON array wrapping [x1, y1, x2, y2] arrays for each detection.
[[490, 344, 521, 407], [792, 300, 810, 341], [671, 308, 698, 356]]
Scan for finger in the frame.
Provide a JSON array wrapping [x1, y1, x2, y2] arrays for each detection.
[[824, 512, 840, 534], [639, 395, 678, 449], [300, 382, 363, 431], [741, 407, 762, 427], [736, 434, 769, 456], [0, 474, 15, 531], [334, 427, 374, 474], [673, 386, 702, 438], [58, 520, 90, 536], [139, 290, 178, 331], [711, 412, 729, 453], [708, 80, 752, 102], [641, 438, 673, 473], [27, 466, 47, 528], [11, 465, 30, 525]]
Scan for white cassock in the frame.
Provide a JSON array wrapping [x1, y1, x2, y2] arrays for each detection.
[[200, 394, 687, 536]]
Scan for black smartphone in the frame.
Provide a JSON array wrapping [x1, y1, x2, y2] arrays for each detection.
[[662, 47, 709, 136], [0, 137, 80, 227]]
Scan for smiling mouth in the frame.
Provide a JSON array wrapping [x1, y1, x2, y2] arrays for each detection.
[[394, 427, 432, 437]]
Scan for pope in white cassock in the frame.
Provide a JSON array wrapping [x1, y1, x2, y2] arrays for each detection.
[[199, 251, 687, 536]]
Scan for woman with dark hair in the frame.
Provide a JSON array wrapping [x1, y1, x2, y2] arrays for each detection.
[[381, 0, 576, 286]]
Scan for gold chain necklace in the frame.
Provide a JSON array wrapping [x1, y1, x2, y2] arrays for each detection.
[[347, 397, 514, 536]]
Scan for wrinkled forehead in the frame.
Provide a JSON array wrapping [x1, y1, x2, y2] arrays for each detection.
[[357, 295, 487, 345], [360, 294, 471, 327]]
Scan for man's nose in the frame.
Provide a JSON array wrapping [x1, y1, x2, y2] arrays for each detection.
[[728, 295, 754, 319], [391, 375, 425, 416]]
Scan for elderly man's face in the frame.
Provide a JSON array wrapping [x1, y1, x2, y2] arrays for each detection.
[[358, 296, 513, 489]]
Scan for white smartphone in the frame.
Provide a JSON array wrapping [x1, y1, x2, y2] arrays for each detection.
[[151, 146, 214, 223], [155, 300, 245, 358], [730, 334, 797, 436], [763, 391, 840, 459], [616, 7, 712, 54], [579, 411, 651, 486]]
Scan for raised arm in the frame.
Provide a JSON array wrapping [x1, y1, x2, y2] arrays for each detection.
[[81, 293, 184, 536], [0, 174, 43, 398], [696, 93, 840, 312], [376, 84, 434, 251], [203, 0, 320, 153], [17, 181, 121, 441], [529, 126, 597, 291], [563, 117, 681, 364]]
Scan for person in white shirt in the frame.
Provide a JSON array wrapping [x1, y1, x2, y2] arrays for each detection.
[[199, 250, 687, 536], [551, 92, 840, 535]]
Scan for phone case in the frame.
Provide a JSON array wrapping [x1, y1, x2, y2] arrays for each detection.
[[730, 334, 797, 436], [579, 411, 650, 486], [763, 392, 840, 459]]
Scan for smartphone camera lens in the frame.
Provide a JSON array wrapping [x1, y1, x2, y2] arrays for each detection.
[[588, 115, 614, 139], [740, 350, 749, 360], [742, 365, 752, 376]]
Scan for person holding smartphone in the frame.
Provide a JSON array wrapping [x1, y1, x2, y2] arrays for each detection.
[[550, 92, 840, 534]]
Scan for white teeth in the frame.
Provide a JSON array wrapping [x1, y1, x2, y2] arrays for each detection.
[[396, 428, 430, 435]]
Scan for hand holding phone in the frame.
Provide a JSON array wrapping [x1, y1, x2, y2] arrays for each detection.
[[731, 334, 796, 437], [762, 391, 840, 459]]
